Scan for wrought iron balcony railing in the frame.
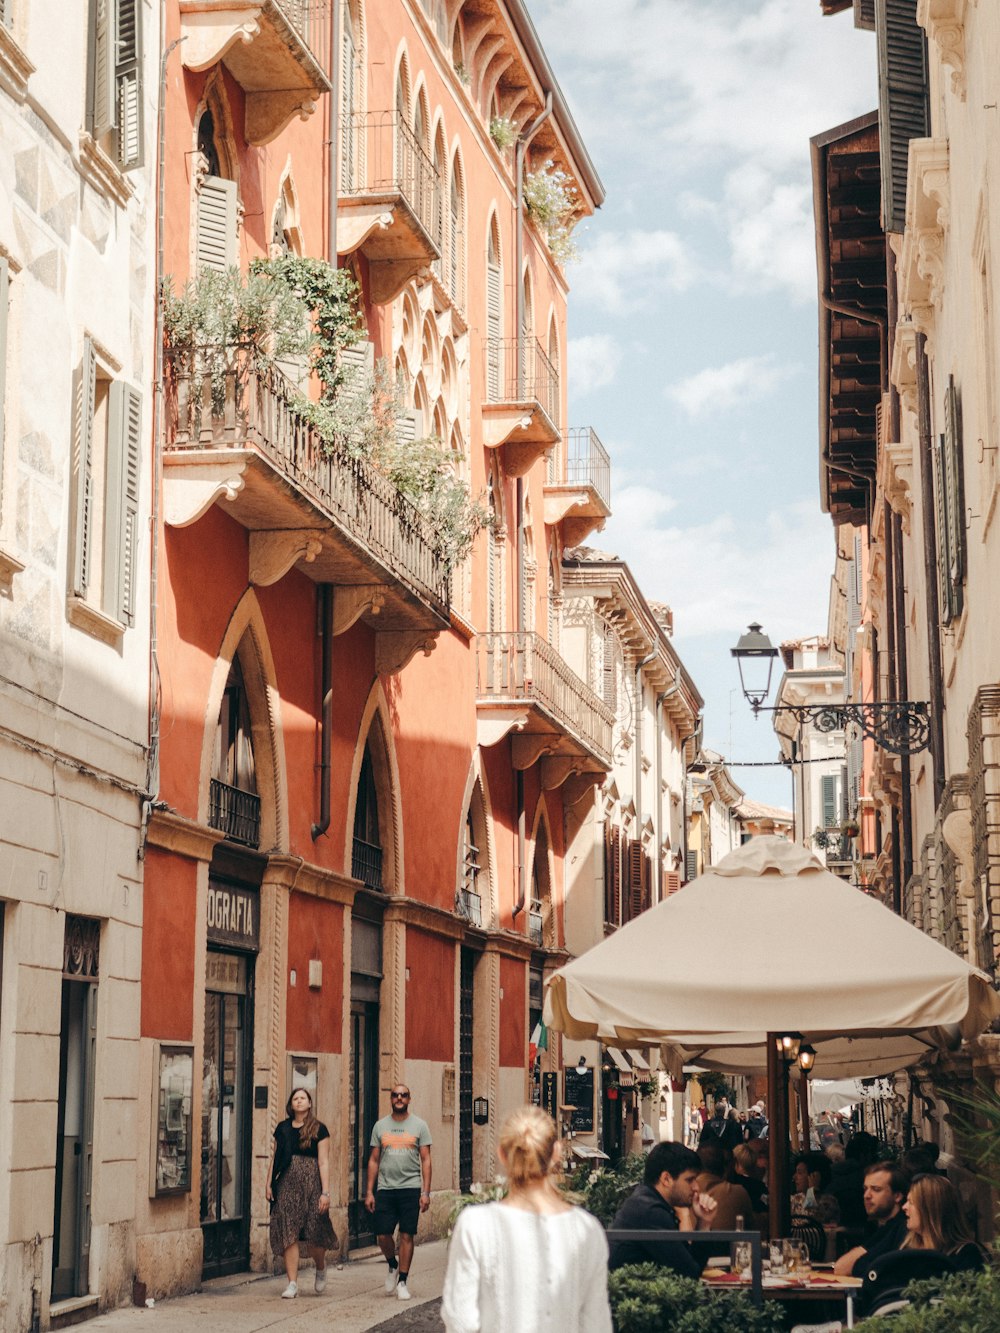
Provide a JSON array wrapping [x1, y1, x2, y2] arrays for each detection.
[[352, 836, 384, 890], [275, 0, 332, 72], [476, 631, 614, 768], [456, 886, 483, 926], [550, 427, 611, 511], [484, 336, 560, 427], [165, 347, 451, 618], [209, 778, 261, 848], [340, 112, 440, 243]]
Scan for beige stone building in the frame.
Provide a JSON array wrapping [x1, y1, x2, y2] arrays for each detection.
[[0, 1, 157, 1328]]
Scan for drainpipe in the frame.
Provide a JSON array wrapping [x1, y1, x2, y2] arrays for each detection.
[[679, 717, 702, 882], [311, 585, 333, 840], [328, 0, 338, 263], [914, 332, 946, 807], [633, 652, 657, 853], [654, 671, 681, 901], [892, 510, 912, 908]]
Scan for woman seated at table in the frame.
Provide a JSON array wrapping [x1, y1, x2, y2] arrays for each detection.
[[791, 1151, 841, 1226], [900, 1173, 984, 1270]]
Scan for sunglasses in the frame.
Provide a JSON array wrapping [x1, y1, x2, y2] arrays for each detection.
[[391, 1092, 410, 1100]]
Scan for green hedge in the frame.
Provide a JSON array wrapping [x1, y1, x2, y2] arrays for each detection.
[[608, 1265, 787, 1333], [855, 1262, 1000, 1330]]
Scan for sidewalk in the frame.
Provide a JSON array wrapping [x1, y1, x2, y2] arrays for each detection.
[[82, 1245, 448, 1333]]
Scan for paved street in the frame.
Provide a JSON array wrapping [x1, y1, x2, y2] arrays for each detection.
[[82, 1246, 448, 1333]]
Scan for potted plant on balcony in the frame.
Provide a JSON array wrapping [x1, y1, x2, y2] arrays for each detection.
[[523, 159, 580, 265], [489, 115, 517, 152]]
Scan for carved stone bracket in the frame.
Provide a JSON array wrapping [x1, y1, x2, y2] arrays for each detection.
[[879, 438, 914, 532], [163, 452, 248, 527], [369, 258, 433, 306], [336, 205, 394, 257], [245, 91, 318, 147], [511, 734, 557, 771], [543, 489, 591, 527], [332, 585, 385, 635], [917, 0, 968, 102], [476, 708, 528, 749], [911, 137, 951, 231], [375, 630, 438, 675], [179, 3, 263, 69], [248, 529, 322, 586], [540, 756, 581, 790], [891, 319, 919, 422], [0, 548, 25, 595]]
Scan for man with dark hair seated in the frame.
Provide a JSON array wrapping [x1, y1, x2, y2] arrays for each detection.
[[608, 1141, 718, 1275], [833, 1160, 909, 1277]]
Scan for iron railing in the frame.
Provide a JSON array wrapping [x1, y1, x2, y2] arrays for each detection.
[[273, 1, 332, 77], [528, 903, 544, 946], [209, 778, 261, 848], [352, 837, 384, 890], [339, 112, 440, 243], [484, 337, 559, 427], [549, 427, 611, 510], [456, 886, 482, 926], [476, 631, 613, 767], [165, 347, 451, 616]]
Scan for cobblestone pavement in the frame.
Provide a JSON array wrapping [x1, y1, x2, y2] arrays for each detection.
[[80, 1244, 448, 1333]]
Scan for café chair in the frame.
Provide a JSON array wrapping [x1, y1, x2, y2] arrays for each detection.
[[791, 1214, 826, 1262], [857, 1250, 956, 1318]]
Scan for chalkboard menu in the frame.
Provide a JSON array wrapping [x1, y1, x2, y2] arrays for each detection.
[[542, 1072, 558, 1121], [563, 1066, 595, 1134]]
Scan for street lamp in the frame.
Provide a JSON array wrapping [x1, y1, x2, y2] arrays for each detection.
[[731, 622, 932, 757]]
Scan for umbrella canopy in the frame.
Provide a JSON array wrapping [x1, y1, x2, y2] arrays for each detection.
[[545, 836, 1000, 1079]]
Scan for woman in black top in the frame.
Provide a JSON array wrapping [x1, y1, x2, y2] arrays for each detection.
[[267, 1088, 336, 1298]]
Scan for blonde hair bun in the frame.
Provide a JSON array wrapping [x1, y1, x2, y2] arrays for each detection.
[[499, 1106, 558, 1187]]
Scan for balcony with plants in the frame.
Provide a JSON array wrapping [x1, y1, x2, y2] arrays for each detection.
[[338, 113, 442, 303], [161, 260, 491, 664], [475, 631, 614, 786], [544, 427, 611, 546], [179, 1, 332, 144], [482, 335, 561, 476]]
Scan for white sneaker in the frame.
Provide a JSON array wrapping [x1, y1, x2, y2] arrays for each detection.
[[281, 1281, 298, 1299], [314, 1268, 326, 1294], [384, 1267, 399, 1294], [397, 1280, 412, 1301]]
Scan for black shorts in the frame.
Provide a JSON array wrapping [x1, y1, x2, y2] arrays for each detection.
[[372, 1188, 421, 1237]]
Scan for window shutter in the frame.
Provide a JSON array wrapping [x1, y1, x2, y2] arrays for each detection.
[[876, 0, 929, 234], [396, 408, 417, 447], [611, 825, 622, 924], [627, 839, 643, 922], [684, 850, 698, 883], [854, 0, 876, 30], [0, 258, 8, 489], [941, 376, 965, 622], [338, 339, 374, 402], [104, 381, 141, 625], [196, 176, 238, 272], [91, 0, 116, 139], [641, 852, 652, 913], [486, 261, 502, 397], [449, 188, 459, 295], [664, 870, 681, 896], [0, 0, 12, 29], [821, 774, 837, 829], [115, 0, 143, 170], [340, 3, 357, 189], [72, 338, 98, 597]]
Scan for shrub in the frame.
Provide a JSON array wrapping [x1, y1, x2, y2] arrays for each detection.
[[570, 1153, 646, 1229], [609, 1265, 786, 1333], [489, 115, 517, 151], [855, 1262, 1000, 1329]]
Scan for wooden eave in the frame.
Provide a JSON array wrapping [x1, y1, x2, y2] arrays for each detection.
[[811, 112, 887, 529]]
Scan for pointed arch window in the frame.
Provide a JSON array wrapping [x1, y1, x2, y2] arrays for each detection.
[[209, 656, 260, 847], [449, 166, 465, 309], [352, 743, 383, 889], [458, 789, 487, 926], [529, 824, 552, 947], [195, 106, 237, 271], [486, 221, 502, 398], [486, 469, 502, 632]]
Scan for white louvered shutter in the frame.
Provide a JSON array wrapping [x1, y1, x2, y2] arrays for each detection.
[[396, 408, 418, 447], [91, 0, 116, 139], [104, 381, 142, 625], [196, 176, 238, 272], [449, 185, 459, 296], [72, 338, 98, 597], [338, 340, 374, 402], [340, 3, 357, 189], [486, 261, 502, 398], [115, 0, 143, 169]]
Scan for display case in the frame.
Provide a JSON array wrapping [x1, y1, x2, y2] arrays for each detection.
[[153, 1045, 193, 1195]]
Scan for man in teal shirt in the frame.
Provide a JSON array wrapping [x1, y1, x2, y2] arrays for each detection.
[[366, 1083, 432, 1302]]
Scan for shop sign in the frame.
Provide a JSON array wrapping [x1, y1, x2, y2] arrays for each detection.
[[207, 881, 259, 950]]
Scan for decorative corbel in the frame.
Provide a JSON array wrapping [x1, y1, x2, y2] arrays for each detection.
[[332, 586, 385, 636], [162, 454, 247, 527], [942, 807, 976, 900], [248, 530, 322, 586], [511, 734, 557, 771], [917, 0, 967, 102], [375, 630, 438, 675]]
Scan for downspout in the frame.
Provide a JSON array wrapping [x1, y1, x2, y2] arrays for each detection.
[[655, 672, 681, 901], [328, 0, 338, 263], [511, 91, 553, 925], [884, 499, 902, 913], [914, 332, 946, 807], [892, 510, 912, 909], [679, 718, 702, 883], [311, 585, 333, 840], [633, 651, 657, 835]]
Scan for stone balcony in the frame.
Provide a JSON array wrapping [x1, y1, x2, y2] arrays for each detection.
[[482, 337, 561, 476], [475, 631, 613, 786], [544, 427, 611, 546], [338, 113, 441, 303], [163, 347, 451, 673], [179, 1, 332, 144]]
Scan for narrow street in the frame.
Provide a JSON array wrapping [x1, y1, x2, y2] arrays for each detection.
[[83, 1247, 448, 1333]]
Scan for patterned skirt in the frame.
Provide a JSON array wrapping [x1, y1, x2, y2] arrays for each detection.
[[269, 1154, 337, 1256]]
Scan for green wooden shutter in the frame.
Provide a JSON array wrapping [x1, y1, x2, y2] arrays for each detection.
[[854, 0, 876, 30], [91, 0, 116, 139], [0, 259, 8, 493], [104, 381, 141, 625], [942, 376, 965, 622], [72, 338, 98, 597], [196, 176, 238, 272], [115, 0, 143, 170], [821, 775, 837, 829], [876, 0, 929, 234]]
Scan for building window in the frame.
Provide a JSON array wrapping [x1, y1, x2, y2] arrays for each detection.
[[69, 336, 141, 635], [352, 744, 383, 890], [458, 807, 482, 924], [209, 656, 260, 847], [194, 109, 238, 272], [87, 0, 143, 170]]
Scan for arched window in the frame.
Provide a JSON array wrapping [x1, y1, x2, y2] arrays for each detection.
[[547, 544, 560, 647], [448, 154, 466, 309], [522, 494, 536, 633], [434, 0, 448, 44], [194, 99, 238, 271], [547, 317, 560, 429], [486, 467, 502, 633], [486, 216, 502, 398], [394, 59, 410, 186], [529, 822, 553, 947], [209, 655, 260, 847], [458, 804, 482, 924], [432, 127, 446, 280], [352, 743, 383, 889], [340, 0, 362, 190], [521, 267, 533, 343]]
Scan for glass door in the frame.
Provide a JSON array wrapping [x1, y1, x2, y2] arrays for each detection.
[[201, 952, 253, 1277], [348, 1000, 379, 1247]]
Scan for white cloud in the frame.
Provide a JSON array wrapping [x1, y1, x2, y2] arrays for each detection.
[[570, 228, 697, 313], [666, 354, 798, 418], [569, 333, 624, 393]]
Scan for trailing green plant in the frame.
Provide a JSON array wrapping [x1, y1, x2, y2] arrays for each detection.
[[569, 1153, 646, 1228], [162, 265, 312, 365], [855, 1261, 1000, 1330], [489, 115, 517, 151], [523, 159, 580, 264], [250, 255, 365, 395], [609, 1265, 787, 1333]]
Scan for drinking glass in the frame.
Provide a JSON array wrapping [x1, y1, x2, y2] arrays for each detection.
[[731, 1240, 753, 1279], [782, 1238, 800, 1275], [769, 1240, 786, 1276], [795, 1240, 811, 1277]]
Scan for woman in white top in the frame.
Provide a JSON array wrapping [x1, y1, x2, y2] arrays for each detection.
[[442, 1106, 612, 1333]]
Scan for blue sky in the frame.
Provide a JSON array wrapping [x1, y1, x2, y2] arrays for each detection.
[[533, 0, 877, 805]]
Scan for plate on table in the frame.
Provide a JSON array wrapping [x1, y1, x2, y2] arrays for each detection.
[[762, 1276, 792, 1289], [705, 1257, 730, 1270]]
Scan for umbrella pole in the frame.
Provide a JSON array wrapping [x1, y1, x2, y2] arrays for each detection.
[[767, 1034, 790, 1238]]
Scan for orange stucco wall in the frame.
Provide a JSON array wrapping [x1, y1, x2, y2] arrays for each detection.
[[498, 956, 526, 1068], [405, 929, 455, 1062], [141, 847, 197, 1040], [286, 893, 344, 1054]]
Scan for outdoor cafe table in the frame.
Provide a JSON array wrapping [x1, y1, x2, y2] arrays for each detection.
[[702, 1268, 863, 1327]]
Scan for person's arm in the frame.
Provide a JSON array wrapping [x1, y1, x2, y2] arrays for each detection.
[[317, 1136, 331, 1213], [440, 1211, 481, 1333], [834, 1244, 865, 1276], [689, 1190, 719, 1231], [265, 1132, 278, 1204], [419, 1143, 432, 1212], [365, 1145, 381, 1212]]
